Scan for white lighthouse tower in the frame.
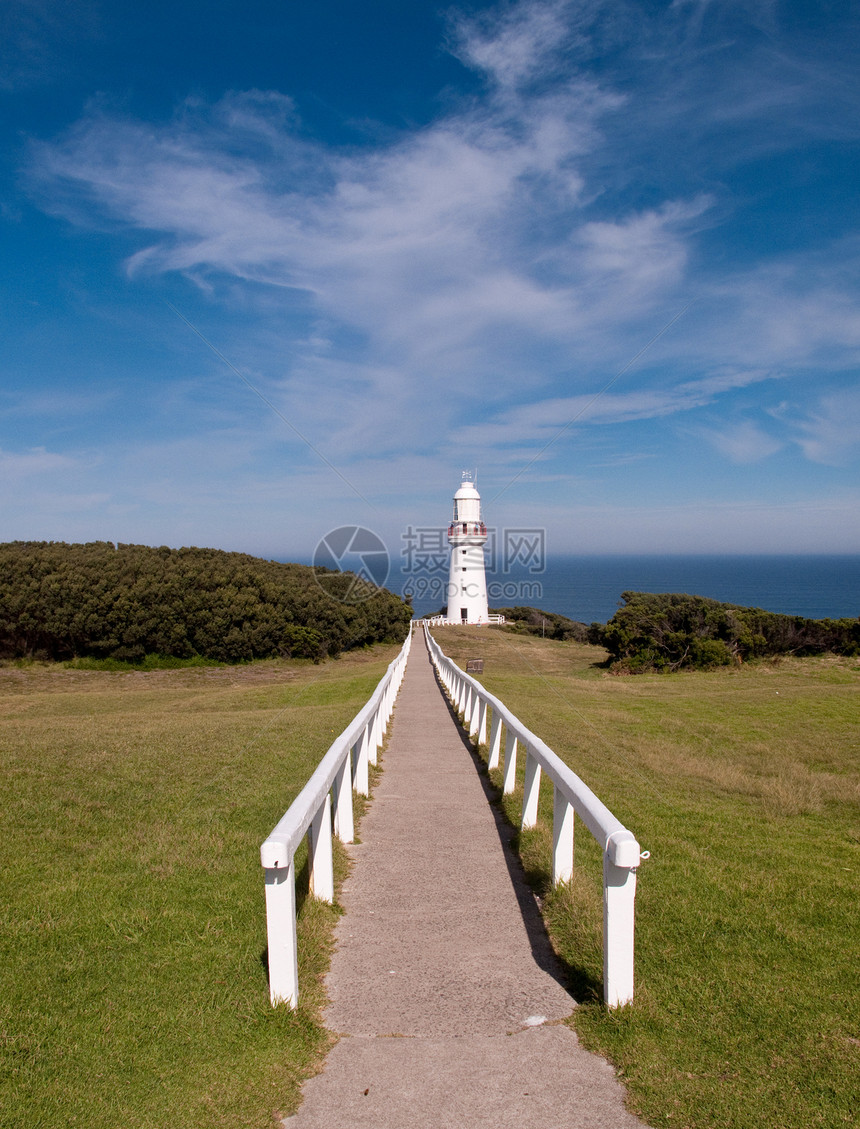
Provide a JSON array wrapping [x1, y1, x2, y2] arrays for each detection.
[[446, 473, 489, 624]]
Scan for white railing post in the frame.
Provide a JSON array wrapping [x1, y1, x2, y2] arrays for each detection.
[[354, 727, 370, 797], [522, 749, 541, 829], [552, 785, 574, 885], [502, 730, 518, 794], [332, 749, 354, 844], [369, 707, 381, 766], [488, 711, 502, 769], [308, 794, 334, 902], [475, 698, 487, 745], [468, 688, 480, 739], [603, 854, 637, 1007], [265, 864, 298, 1007]]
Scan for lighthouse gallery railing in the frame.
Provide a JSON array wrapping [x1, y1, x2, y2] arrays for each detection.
[[424, 623, 647, 1007], [260, 629, 411, 1007]]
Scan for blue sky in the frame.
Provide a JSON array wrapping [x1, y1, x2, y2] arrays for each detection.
[[2, 0, 859, 564]]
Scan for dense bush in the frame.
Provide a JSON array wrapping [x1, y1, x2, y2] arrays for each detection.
[[588, 591, 860, 672], [0, 541, 412, 663], [492, 605, 589, 642]]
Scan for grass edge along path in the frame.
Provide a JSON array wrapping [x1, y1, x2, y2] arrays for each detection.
[[0, 645, 399, 1129], [432, 626, 860, 1129]]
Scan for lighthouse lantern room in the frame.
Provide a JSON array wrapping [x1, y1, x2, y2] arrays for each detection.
[[447, 473, 489, 624]]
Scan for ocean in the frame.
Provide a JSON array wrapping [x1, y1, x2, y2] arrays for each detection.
[[392, 555, 860, 624]]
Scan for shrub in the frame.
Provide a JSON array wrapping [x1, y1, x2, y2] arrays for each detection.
[[492, 605, 589, 641], [0, 541, 411, 664], [591, 591, 859, 672]]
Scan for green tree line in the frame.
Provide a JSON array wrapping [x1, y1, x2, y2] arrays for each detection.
[[493, 605, 589, 641], [0, 541, 411, 663], [588, 591, 860, 672]]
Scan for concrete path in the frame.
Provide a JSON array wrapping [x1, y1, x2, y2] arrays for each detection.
[[284, 634, 649, 1128]]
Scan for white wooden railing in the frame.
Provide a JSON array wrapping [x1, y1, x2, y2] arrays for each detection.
[[423, 614, 506, 626], [260, 630, 412, 1007], [424, 624, 647, 1007]]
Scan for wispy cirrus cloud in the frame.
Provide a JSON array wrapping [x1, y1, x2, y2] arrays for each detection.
[[696, 420, 784, 464], [451, 366, 782, 452], [0, 0, 100, 91], [33, 81, 635, 353], [25, 6, 706, 377], [22, 0, 860, 540], [0, 446, 80, 477], [777, 387, 860, 466]]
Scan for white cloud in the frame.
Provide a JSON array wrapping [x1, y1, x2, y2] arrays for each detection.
[[451, 0, 575, 91], [786, 388, 860, 466], [703, 253, 860, 370], [696, 420, 783, 463], [577, 197, 711, 292], [0, 446, 79, 477], [19, 0, 860, 553], [452, 367, 780, 451], [29, 68, 718, 473], [27, 10, 680, 400]]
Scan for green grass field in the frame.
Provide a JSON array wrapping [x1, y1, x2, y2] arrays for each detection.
[[0, 646, 400, 1129], [4, 631, 858, 1129], [434, 626, 860, 1129]]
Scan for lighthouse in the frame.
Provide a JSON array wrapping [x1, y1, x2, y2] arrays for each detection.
[[447, 473, 489, 624]]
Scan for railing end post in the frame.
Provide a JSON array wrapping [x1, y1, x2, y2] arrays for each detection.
[[602, 851, 637, 1009], [264, 863, 299, 1009]]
